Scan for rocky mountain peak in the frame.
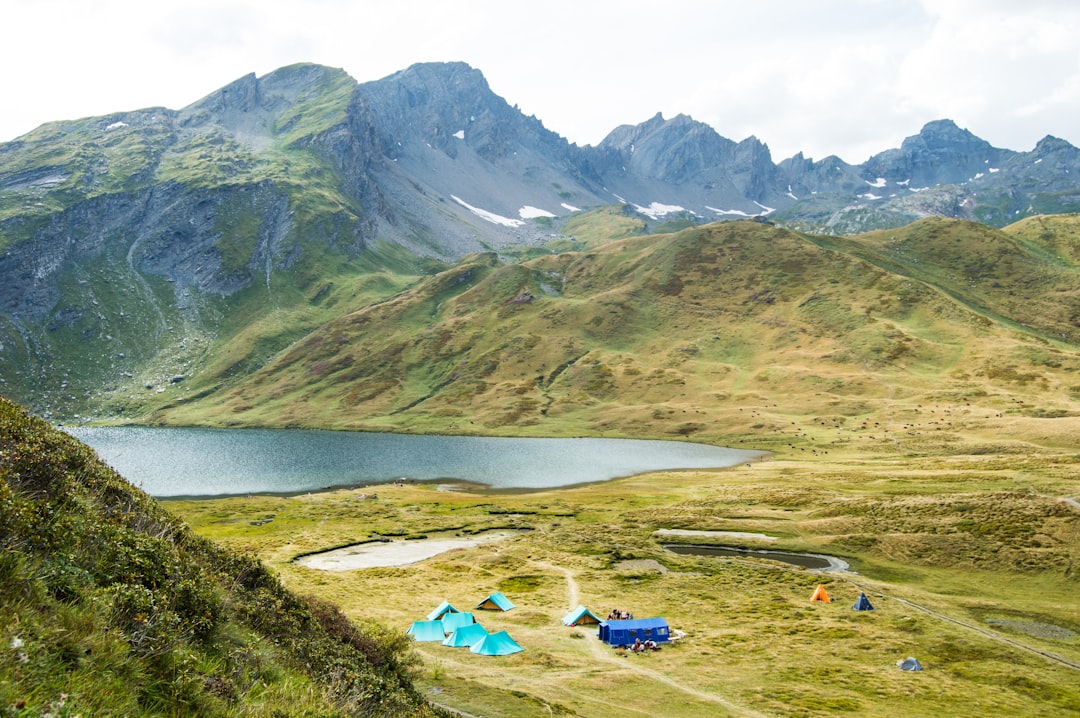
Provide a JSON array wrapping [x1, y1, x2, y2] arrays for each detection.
[[905, 119, 984, 150], [861, 118, 1012, 187]]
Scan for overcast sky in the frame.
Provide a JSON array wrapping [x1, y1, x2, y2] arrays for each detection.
[[3, 0, 1079, 163]]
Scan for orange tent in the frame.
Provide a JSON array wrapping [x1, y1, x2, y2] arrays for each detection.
[[810, 584, 831, 602]]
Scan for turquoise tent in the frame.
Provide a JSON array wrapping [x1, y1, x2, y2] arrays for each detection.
[[427, 600, 460, 621], [407, 620, 447, 642], [853, 592, 875, 611], [476, 591, 515, 611], [441, 611, 476, 633], [470, 630, 523, 656], [443, 623, 488, 648], [561, 605, 602, 627]]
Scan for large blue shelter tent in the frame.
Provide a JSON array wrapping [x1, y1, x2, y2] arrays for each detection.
[[598, 618, 670, 647]]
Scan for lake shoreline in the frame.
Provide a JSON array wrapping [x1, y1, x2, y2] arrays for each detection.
[[66, 424, 768, 498]]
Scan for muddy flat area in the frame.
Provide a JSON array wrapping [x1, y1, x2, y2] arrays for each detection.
[[295, 531, 518, 571], [653, 529, 778, 541]]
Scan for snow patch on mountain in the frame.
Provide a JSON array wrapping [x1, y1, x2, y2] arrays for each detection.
[[867, 177, 887, 188], [519, 206, 555, 219], [452, 195, 525, 227], [707, 206, 755, 217], [634, 201, 685, 219], [561, 203, 582, 212]]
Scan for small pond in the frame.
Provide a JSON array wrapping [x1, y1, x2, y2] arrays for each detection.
[[663, 544, 849, 571]]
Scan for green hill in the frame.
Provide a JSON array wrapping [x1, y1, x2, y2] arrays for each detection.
[[0, 396, 444, 717], [149, 217, 1080, 458]]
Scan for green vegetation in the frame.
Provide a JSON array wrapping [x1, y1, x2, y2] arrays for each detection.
[[148, 218, 1080, 445], [0, 397, 446, 716], [2, 195, 1080, 715], [165, 444, 1079, 718]]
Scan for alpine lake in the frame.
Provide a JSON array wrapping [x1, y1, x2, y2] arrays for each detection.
[[65, 425, 765, 497]]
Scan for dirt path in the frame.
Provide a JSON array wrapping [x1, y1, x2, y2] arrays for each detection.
[[530, 560, 579, 611], [530, 560, 770, 718], [581, 636, 771, 718], [856, 586, 1080, 671], [684, 553, 1080, 673]]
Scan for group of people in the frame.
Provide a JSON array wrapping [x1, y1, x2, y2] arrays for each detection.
[[630, 638, 660, 652], [607, 608, 633, 620]]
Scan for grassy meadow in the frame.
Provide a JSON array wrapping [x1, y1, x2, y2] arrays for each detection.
[[167, 413, 1080, 717]]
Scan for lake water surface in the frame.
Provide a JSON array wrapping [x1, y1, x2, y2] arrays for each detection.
[[65, 426, 763, 498]]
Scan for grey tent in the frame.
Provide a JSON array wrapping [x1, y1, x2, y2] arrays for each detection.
[[898, 657, 923, 671], [853, 592, 875, 611]]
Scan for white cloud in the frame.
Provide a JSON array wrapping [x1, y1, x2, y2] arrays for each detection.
[[0, 0, 1078, 164]]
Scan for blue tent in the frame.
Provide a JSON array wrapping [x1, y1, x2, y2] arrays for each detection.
[[598, 618, 671, 647], [853, 592, 875, 611], [470, 630, 523, 656], [427, 600, 460, 621], [561, 605, 602, 627], [441, 611, 476, 633], [443, 623, 488, 648], [407, 620, 447, 642], [898, 657, 923, 671], [476, 591, 515, 611]]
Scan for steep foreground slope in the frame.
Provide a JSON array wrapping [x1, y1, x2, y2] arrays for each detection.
[[0, 397, 444, 717]]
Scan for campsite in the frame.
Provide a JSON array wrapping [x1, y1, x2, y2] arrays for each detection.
[[168, 447, 1080, 718]]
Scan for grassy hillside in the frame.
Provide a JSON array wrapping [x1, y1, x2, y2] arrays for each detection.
[[0, 396, 445, 717], [150, 218, 1080, 461], [0, 63, 458, 423]]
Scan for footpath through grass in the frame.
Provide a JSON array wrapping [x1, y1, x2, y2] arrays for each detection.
[[169, 441, 1080, 718]]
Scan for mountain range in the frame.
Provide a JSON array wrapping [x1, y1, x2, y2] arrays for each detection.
[[1, 60, 1079, 420]]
